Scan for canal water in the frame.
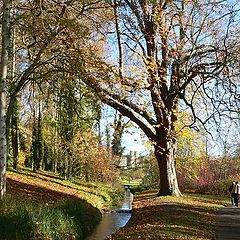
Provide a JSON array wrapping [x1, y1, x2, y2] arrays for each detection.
[[85, 187, 133, 240]]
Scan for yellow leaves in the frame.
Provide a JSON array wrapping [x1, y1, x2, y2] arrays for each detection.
[[18, 151, 26, 166]]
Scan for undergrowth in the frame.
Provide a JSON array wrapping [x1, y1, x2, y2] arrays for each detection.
[[0, 195, 101, 240]]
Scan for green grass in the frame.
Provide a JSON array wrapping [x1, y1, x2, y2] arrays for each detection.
[[1, 167, 124, 239], [8, 167, 123, 209], [0, 194, 102, 240], [120, 179, 142, 186]]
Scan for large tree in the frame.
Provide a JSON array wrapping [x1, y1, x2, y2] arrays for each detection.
[[78, 0, 240, 196]]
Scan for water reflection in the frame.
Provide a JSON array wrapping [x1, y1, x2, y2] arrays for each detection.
[[120, 188, 133, 211], [85, 212, 131, 240], [85, 187, 133, 240]]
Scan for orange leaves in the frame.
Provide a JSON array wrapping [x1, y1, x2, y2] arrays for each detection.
[[70, 131, 119, 183]]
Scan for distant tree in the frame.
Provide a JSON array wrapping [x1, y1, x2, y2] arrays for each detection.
[[31, 113, 38, 172], [105, 125, 111, 151], [141, 153, 159, 188], [112, 112, 125, 158], [31, 110, 43, 172], [11, 97, 19, 170], [74, 131, 117, 182], [42, 142, 49, 171], [37, 106, 43, 170]]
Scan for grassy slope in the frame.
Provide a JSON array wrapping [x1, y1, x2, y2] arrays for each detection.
[[7, 168, 120, 209], [107, 191, 229, 240], [0, 168, 121, 240]]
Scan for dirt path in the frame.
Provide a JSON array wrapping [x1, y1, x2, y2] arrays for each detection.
[[217, 205, 240, 240]]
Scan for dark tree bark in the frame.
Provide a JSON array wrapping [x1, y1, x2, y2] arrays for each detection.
[[32, 114, 38, 172], [112, 112, 125, 158]]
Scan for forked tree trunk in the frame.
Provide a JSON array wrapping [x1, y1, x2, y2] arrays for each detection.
[[0, 0, 11, 199]]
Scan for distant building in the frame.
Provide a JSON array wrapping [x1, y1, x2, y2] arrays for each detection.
[[117, 151, 143, 169]]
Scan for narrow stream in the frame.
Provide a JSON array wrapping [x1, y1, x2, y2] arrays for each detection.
[[85, 186, 133, 240]]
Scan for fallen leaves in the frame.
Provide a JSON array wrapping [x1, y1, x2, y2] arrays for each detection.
[[107, 191, 228, 240]]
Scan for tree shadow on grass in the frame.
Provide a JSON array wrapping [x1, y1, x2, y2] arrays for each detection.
[[8, 170, 107, 201], [2, 180, 102, 240], [129, 203, 216, 239], [0, 207, 34, 240], [7, 178, 76, 204]]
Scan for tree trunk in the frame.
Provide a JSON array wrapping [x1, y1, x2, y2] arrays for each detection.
[[32, 115, 38, 172], [37, 105, 43, 170], [9, 7, 18, 170], [12, 98, 19, 170], [155, 124, 181, 196], [0, 0, 11, 199], [43, 142, 49, 171]]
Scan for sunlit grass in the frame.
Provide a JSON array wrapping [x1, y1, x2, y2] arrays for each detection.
[[120, 179, 142, 186], [108, 192, 229, 240], [7, 167, 122, 209]]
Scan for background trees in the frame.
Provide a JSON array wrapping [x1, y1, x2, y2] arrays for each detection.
[[0, 0, 116, 197]]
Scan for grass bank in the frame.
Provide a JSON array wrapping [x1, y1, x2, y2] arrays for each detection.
[[107, 191, 229, 240], [0, 168, 122, 240], [0, 197, 101, 240]]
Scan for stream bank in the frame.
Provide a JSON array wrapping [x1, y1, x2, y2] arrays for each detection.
[[85, 186, 133, 240]]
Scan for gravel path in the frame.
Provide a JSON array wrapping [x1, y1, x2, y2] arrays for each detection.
[[217, 205, 240, 240]]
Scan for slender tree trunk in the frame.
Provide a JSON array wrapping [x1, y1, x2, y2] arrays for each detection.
[[37, 104, 43, 170], [43, 142, 48, 171], [32, 113, 38, 172], [0, 0, 11, 199], [9, 8, 18, 170], [12, 97, 19, 170]]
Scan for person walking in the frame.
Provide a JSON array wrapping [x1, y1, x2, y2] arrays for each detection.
[[232, 181, 240, 207], [229, 182, 235, 205]]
